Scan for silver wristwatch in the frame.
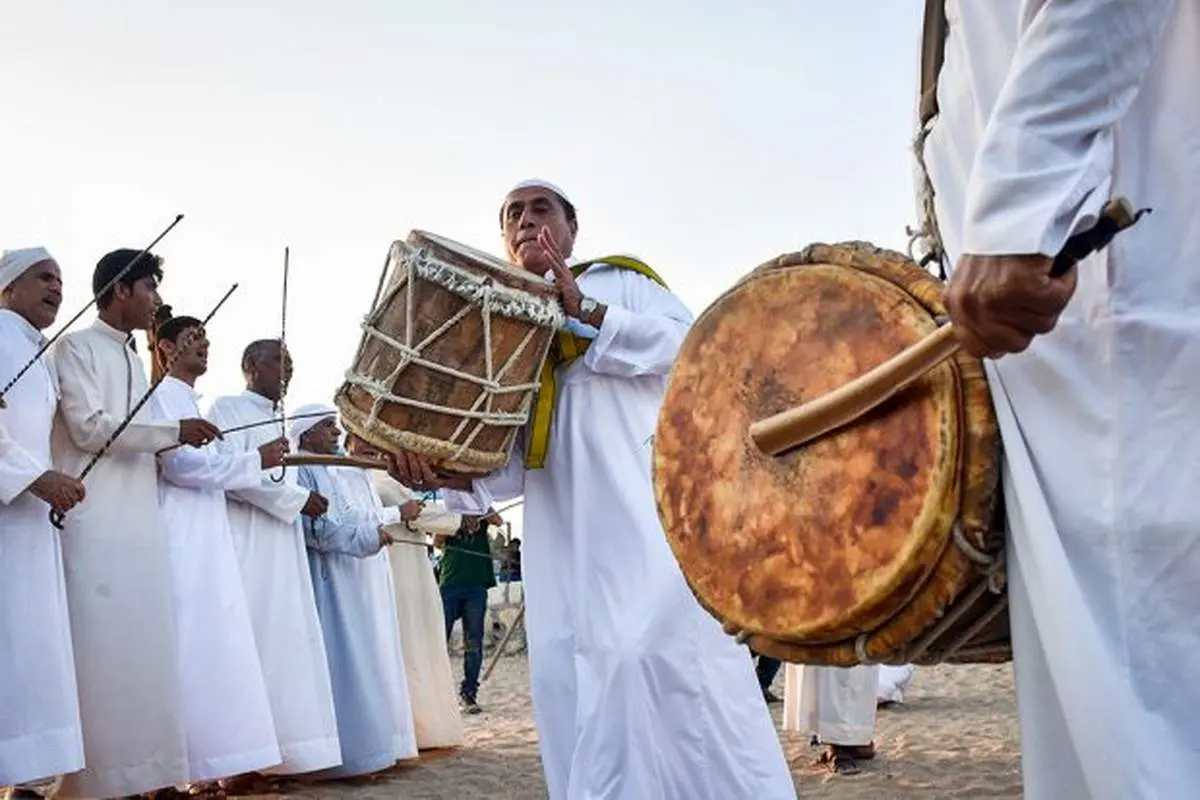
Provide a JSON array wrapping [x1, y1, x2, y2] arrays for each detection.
[[579, 296, 600, 319]]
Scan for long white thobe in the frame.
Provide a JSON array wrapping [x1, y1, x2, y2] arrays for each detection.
[[921, 3, 1198, 797], [373, 473, 465, 750], [782, 665, 879, 747], [151, 377, 281, 781], [204, 391, 340, 775], [0, 310, 83, 786], [295, 461, 417, 777], [443, 265, 795, 799], [50, 319, 188, 798]]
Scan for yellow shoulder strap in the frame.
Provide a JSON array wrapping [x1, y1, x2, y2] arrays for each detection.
[[523, 256, 670, 469]]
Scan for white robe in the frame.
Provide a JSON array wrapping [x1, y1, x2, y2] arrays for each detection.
[[443, 265, 795, 799], [0, 310, 84, 786], [151, 377, 281, 781], [781, 665, 879, 747], [372, 473, 465, 750], [204, 391, 341, 775], [50, 319, 189, 798], [920, 3, 1198, 797], [302, 463, 417, 774]]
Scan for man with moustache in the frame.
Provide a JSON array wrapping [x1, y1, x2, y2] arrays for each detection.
[[205, 341, 341, 779], [0, 247, 85, 791], [51, 248, 220, 799], [150, 311, 289, 785], [387, 180, 795, 799]]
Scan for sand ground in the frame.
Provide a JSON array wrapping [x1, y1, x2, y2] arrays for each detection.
[[240, 652, 1022, 800]]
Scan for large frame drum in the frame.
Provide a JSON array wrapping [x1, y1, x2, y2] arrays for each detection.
[[653, 241, 1010, 666], [335, 230, 565, 475]]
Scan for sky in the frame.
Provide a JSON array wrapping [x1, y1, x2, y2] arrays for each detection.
[[2, 1, 925, 537]]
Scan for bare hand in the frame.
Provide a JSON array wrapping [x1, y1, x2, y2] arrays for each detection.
[[257, 436, 290, 470], [384, 451, 474, 492], [178, 418, 223, 448], [29, 470, 86, 513], [400, 499, 424, 522], [484, 510, 503, 527], [537, 227, 584, 317], [378, 526, 394, 547], [944, 253, 1076, 358], [301, 491, 328, 518]]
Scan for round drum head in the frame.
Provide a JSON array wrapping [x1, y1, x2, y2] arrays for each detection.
[[653, 249, 963, 645]]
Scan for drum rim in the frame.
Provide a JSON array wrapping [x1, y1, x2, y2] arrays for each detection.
[[652, 251, 969, 652], [409, 229, 563, 299]]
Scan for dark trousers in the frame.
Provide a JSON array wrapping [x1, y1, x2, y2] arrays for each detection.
[[755, 653, 782, 692], [442, 584, 488, 701]]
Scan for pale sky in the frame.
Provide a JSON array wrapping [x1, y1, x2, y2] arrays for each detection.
[[2, 1, 924, 537]]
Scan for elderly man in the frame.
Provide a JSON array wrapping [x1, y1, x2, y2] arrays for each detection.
[[356, 438, 466, 751], [205, 343, 340, 778], [51, 248, 221, 799], [388, 180, 795, 799], [290, 405, 417, 778], [919, 2, 1195, 798], [0, 248, 85, 789], [151, 312, 287, 784]]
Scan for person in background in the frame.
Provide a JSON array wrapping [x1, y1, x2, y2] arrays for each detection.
[[436, 510, 501, 715]]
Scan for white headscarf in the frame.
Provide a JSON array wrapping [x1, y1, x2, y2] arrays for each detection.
[[0, 247, 54, 292], [289, 402, 337, 449]]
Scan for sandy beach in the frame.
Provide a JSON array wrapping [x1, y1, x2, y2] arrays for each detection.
[[240, 648, 1023, 800]]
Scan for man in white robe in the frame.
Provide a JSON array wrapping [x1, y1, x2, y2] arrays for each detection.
[[289, 407, 417, 778], [205, 341, 341, 777], [0, 248, 85, 789], [919, 3, 1197, 797], [150, 312, 285, 783], [50, 247, 222, 799], [387, 180, 795, 799], [782, 665, 879, 775], [352, 438, 466, 751]]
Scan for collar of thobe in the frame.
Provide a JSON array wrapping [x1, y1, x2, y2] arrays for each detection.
[[91, 318, 138, 352], [163, 375, 198, 400], [0, 308, 48, 348], [239, 389, 277, 412]]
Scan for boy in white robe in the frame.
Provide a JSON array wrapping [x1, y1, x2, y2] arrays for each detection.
[[290, 407, 417, 778], [920, 3, 1199, 797], [205, 341, 341, 778], [387, 180, 796, 799], [0, 248, 85, 789], [782, 665, 879, 775], [50, 247, 223, 799], [150, 312, 286, 783]]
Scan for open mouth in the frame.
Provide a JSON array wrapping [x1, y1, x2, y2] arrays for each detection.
[[43, 296, 61, 311]]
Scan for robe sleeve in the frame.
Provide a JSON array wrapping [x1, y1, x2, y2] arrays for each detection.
[[441, 447, 525, 515], [157, 445, 262, 493], [0, 421, 46, 505], [961, 0, 1177, 256], [206, 398, 310, 523], [582, 272, 692, 378], [297, 465, 384, 557], [53, 336, 180, 455]]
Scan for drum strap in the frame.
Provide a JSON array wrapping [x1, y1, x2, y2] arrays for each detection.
[[913, 0, 950, 279], [523, 255, 670, 469]]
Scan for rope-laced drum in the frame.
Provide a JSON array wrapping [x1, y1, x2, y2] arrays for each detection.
[[652, 241, 1010, 666], [335, 230, 564, 476]]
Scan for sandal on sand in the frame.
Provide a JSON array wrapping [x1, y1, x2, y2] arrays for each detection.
[[817, 742, 876, 775]]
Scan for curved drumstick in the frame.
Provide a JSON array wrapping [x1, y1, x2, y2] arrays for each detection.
[[750, 198, 1150, 455], [269, 246, 290, 484]]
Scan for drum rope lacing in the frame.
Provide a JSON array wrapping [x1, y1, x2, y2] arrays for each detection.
[[852, 520, 1007, 666], [342, 244, 557, 463]]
